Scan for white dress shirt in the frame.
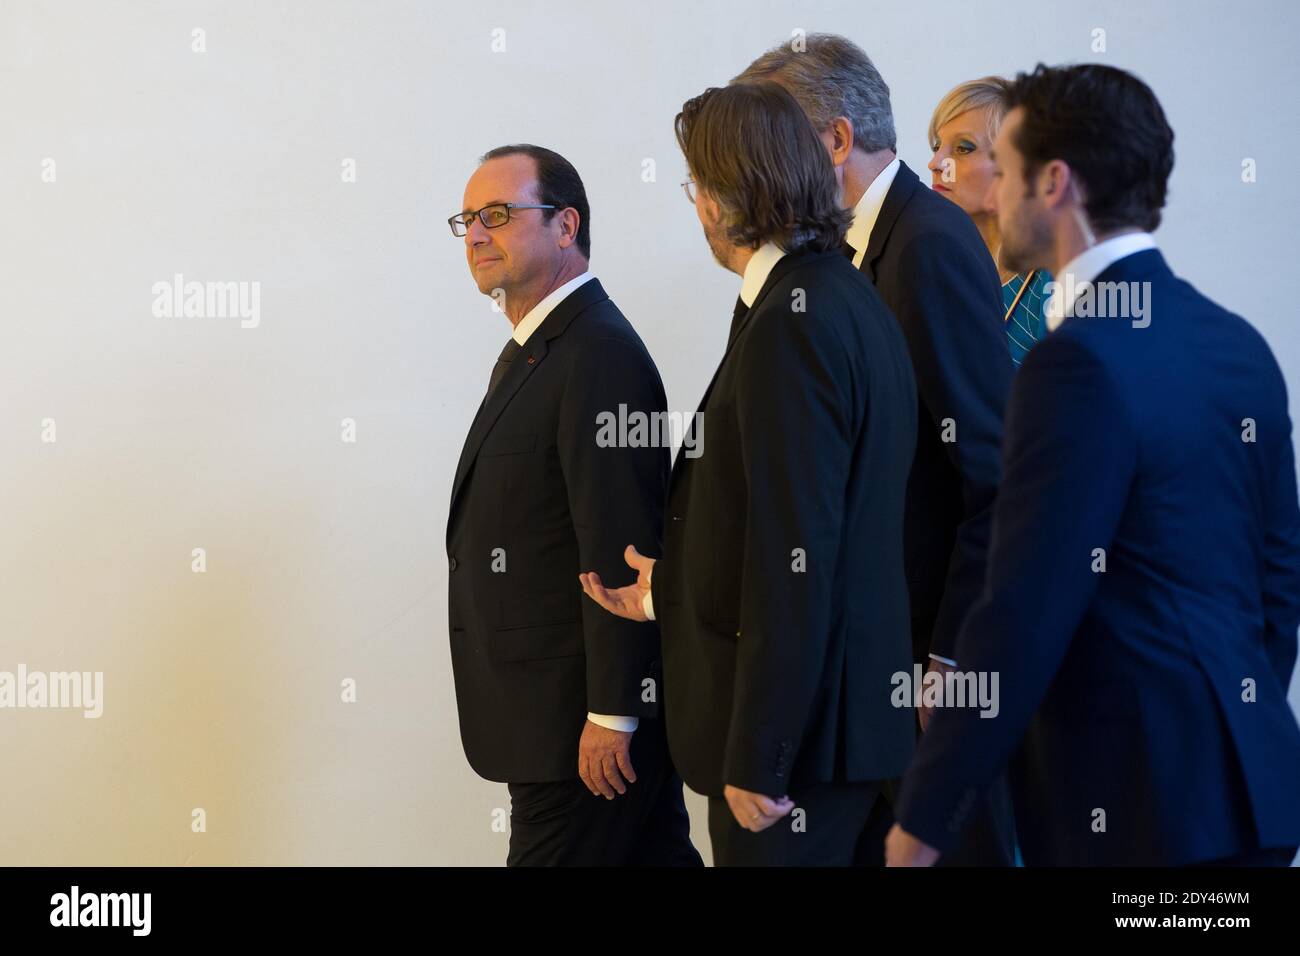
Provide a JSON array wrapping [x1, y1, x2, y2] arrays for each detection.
[[512, 270, 595, 345], [640, 242, 788, 627], [502, 270, 634, 733], [1044, 232, 1157, 331], [843, 156, 901, 269], [738, 240, 789, 306]]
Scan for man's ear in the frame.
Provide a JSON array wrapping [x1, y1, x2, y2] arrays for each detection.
[[1040, 159, 1074, 210], [556, 206, 581, 249], [699, 191, 722, 226], [827, 116, 855, 167]]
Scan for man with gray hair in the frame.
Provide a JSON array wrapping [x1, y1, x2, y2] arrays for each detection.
[[734, 34, 1016, 866]]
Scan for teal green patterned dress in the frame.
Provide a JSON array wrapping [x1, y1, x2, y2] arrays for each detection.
[[1001, 269, 1052, 367]]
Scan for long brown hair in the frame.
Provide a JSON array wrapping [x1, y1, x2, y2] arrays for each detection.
[[675, 82, 851, 254]]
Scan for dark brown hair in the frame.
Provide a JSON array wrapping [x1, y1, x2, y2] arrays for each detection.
[[480, 143, 591, 257], [1004, 64, 1174, 233], [674, 82, 851, 253]]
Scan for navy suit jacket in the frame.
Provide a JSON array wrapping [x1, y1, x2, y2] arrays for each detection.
[[896, 249, 1300, 865], [854, 161, 1012, 662]]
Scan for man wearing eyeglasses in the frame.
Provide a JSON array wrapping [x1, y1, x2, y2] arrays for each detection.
[[445, 144, 701, 866]]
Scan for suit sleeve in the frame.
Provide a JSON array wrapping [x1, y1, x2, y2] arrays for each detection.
[[722, 304, 853, 796], [557, 336, 670, 718], [893, 232, 1012, 659], [1261, 394, 1300, 686], [894, 334, 1137, 852]]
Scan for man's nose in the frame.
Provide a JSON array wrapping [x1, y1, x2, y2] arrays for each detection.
[[465, 216, 489, 247]]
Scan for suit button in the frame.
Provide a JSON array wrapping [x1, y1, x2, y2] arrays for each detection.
[[449, 557, 458, 572]]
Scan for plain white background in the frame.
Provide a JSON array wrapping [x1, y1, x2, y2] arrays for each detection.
[[2, 0, 1296, 864]]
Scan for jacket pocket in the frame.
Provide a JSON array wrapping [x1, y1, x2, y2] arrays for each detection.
[[480, 432, 537, 457], [500, 588, 580, 630]]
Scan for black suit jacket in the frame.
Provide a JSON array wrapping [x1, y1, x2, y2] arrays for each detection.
[[652, 249, 918, 798], [446, 278, 670, 784], [854, 161, 1012, 661]]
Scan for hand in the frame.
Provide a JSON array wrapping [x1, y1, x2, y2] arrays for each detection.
[[885, 823, 941, 866], [578, 720, 637, 799], [918, 657, 954, 733], [723, 784, 795, 832], [579, 545, 656, 622]]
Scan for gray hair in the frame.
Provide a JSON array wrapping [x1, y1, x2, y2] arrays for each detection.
[[732, 33, 896, 154]]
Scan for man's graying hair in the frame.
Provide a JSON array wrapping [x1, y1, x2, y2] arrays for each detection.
[[732, 33, 897, 154]]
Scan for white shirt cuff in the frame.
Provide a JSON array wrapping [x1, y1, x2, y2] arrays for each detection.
[[587, 712, 639, 732], [642, 589, 656, 621]]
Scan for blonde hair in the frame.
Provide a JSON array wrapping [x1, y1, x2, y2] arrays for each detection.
[[927, 76, 1013, 151]]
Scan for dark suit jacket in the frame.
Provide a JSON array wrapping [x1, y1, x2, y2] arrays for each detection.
[[652, 248, 919, 798], [854, 161, 1012, 661], [895, 249, 1300, 865], [446, 278, 670, 784]]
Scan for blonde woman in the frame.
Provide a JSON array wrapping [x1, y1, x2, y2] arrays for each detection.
[[927, 77, 1050, 366]]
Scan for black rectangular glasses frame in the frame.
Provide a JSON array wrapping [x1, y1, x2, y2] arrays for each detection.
[[448, 202, 557, 236]]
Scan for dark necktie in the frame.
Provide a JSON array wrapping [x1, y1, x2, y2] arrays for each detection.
[[727, 296, 750, 348], [485, 338, 522, 403]]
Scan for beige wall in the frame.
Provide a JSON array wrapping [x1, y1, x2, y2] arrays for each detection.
[[1, 0, 1297, 865]]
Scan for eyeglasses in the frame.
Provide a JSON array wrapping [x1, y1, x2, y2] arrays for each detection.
[[681, 178, 697, 204], [448, 202, 557, 237]]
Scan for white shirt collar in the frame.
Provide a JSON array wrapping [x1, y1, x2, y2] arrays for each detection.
[[512, 271, 596, 345], [1045, 232, 1157, 331], [844, 155, 901, 269], [739, 242, 788, 307]]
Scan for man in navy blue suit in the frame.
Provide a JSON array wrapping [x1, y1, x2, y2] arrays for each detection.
[[887, 63, 1300, 867]]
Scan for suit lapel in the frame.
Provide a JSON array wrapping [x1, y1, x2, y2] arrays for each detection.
[[861, 160, 921, 282], [667, 252, 826, 494], [448, 278, 609, 521]]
